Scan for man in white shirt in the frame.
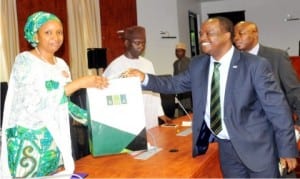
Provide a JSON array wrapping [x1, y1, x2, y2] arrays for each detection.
[[103, 26, 171, 129]]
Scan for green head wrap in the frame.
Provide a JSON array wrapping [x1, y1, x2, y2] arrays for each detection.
[[24, 11, 61, 47]]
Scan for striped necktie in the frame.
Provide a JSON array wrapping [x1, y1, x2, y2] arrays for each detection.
[[210, 62, 222, 135]]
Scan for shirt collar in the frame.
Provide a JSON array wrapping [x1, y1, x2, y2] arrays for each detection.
[[247, 43, 260, 55], [210, 45, 234, 67]]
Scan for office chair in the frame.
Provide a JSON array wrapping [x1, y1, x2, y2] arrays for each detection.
[[1, 82, 8, 128], [157, 75, 176, 122], [69, 88, 90, 160], [160, 93, 176, 119]]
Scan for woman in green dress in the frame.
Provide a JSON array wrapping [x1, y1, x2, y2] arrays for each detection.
[[0, 11, 108, 178]]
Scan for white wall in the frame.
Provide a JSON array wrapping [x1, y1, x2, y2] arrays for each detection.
[[137, 0, 300, 74], [201, 0, 300, 56], [136, 0, 201, 75]]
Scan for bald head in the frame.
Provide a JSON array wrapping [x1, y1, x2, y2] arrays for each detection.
[[236, 21, 258, 32], [233, 21, 259, 52]]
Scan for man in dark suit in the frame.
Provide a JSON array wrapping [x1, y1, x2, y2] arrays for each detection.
[[234, 21, 300, 177], [234, 21, 300, 126], [125, 17, 298, 177]]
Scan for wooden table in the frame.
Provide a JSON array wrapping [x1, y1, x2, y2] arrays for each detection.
[[75, 115, 223, 178]]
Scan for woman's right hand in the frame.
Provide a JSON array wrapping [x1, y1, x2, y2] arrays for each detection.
[[65, 75, 109, 96], [79, 75, 109, 89]]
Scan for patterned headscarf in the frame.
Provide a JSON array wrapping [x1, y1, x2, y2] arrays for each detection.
[[24, 11, 61, 47]]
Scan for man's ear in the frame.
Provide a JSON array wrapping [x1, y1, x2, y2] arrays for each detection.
[[225, 32, 232, 41], [124, 39, 130, 47]]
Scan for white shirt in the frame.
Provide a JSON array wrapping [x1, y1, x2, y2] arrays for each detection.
[[248, 43, 260, 55], [204, 46, 234, 140]]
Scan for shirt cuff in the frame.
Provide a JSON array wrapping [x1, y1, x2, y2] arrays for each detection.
[[142, 74, 149, 86]]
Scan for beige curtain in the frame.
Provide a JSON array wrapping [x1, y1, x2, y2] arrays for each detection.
[[67, 0, 102, 80], [0, 0, 19, 82]]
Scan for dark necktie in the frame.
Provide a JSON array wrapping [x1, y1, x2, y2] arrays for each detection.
[[210, 62, 222, 135]]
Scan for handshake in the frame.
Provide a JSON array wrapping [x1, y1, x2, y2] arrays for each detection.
[[112, 69, 146, 82]]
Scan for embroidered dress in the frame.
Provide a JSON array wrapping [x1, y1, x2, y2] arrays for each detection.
[[0, 52, 77, 178]]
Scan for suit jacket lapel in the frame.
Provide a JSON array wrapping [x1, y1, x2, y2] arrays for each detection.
[[193, 55, 213, 156], [224, 49, 241, 115], [202, 56, 210, 103], [257, 44, 266, 56]]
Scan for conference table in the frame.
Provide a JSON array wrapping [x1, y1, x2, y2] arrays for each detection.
[[74, 115, 223, 178]]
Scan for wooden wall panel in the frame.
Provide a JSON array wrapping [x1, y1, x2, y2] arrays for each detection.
[[99, 0, 137, 64], [290, 56, 300, 80], [16, 0, 137, 65], [16, 0, 69, 64]]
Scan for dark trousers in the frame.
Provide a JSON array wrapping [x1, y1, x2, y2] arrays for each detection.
[[216, 138, 280, 178]]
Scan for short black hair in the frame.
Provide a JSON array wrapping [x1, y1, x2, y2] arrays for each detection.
[[211, 16, 234, 40]]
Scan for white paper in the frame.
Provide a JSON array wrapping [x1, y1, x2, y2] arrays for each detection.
[[87, 77, 146, 135]]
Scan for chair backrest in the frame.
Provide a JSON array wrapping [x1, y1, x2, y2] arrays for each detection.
[[1, 82, 8, 127], [157, 75, 176, 118], [69, 88, 90, 160], [70, 88, 87, 109]]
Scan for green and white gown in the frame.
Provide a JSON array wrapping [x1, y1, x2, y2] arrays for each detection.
[[0, 51, 87, 178]]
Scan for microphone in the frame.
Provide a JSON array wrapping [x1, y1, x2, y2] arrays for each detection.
[[175, 96, 192, 127], [175, 96, 192, 119]]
